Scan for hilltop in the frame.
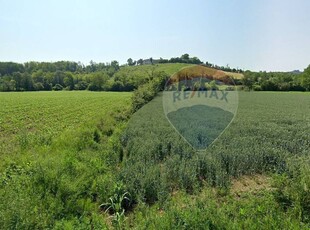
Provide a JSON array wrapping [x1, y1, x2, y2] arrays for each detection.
[[119, 63, 244, 80]]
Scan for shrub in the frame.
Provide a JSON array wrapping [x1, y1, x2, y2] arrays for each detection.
[[53, 84, 63, 91], [261, 80, 278, 91], [253, 84, 262, 91], [34, 82, 44, 91], [131, 71, 168, 112], [74, 81, 88, 90]]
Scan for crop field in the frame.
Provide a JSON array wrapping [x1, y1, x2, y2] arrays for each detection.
[[0, 91, 133, 228], [0, 91, 131, 136], [122, 92, 310, 193], [122, 91, 310, 228], [0, 91, 131, 164], [0, 90, 310, 229]]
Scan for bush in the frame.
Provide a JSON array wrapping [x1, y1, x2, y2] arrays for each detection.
[[253, 84, 262, 91], [87, 83, 100, 91], [34, 82, 44, 91], [131, 71, 168, 112], [74, 81, 88, 90], [53, 84, 63, 91], [261, 80, 278, 91]]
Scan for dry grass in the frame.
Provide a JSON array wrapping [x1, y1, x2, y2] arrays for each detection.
[[170, 65, 243, 84], [231, 174, 272, 197]]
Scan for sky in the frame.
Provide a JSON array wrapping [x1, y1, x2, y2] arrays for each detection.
[[0, 0, 310, 71]]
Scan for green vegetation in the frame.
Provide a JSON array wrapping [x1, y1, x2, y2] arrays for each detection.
[[1, 62, 310, 229], [242, 69, 306, 91], [301, 65, 310, 90], [0, 60, 192, 93], [121, 91, 310, 228], [167, 105, 234, 149], [0, 91, 132, 228], [1, 56, 309, 93], [127, 187, 308, 229]]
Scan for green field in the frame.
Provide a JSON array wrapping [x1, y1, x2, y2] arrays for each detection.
[[119, 63, 194, 76], [0, 91, 131, 164], [0, 90, 310, 229], [0, 91, 132, 228], [122, 91, 310, 228], [123, 91, 310, 190]]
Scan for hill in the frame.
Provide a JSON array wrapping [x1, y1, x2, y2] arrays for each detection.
[[119, 63, 244, 80]]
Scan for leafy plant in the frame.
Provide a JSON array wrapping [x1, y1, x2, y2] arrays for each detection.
[[100, 183, 131, 229]]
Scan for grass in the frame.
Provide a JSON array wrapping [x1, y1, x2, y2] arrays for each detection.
[[123, 91, 310, 184], [119, 63, 244, 79], [0, 91, 130, 137], [0, 91, 132, 229], [170, 65, 243, 81], [119, 63, 194, 76], [127, 188, 308, 229], [0, 91, 131, 161], [121, 91, 310, 228], [0, 88, 309, 229]]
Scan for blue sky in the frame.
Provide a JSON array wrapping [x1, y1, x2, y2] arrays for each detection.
[[1, 0, 310, 71]]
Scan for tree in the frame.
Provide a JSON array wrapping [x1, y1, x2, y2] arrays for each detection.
[[261, 80, 278, 91], [0, 62, 24, 75], [12, 72, 22, 91], [53, 71, 65, 86], [53, 84, 63, 91], [159, 58, 168, 64], [181, 53, 190, 61], [88, 72, 109, 91], [111, 61, 120, 71], [34, 82, 44, 91], [127, 58, 134, 66], [0, 77, 16, 91], [74, 81, 89, 90], [21, 73, 34, 91], [301, 65, 310, 90], [205, 61, 212, 67], [137, 59, 143, 65], [63, 72, 74, 90], [242, 71, 254, 90], [89, 60, 97, 72], [32, 70, 44, 84], [190, 57, 202, 64]]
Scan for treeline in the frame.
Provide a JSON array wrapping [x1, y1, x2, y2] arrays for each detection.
[[204, 62, 244, 73], [126, 54, 203, 66], [0, 56, 203, 92], [0, 61, 122, 92], [1, 57, 310, 92], [158, 54, 203, 65], [241, 66, 310, 91], [127, 54, 244, 73]]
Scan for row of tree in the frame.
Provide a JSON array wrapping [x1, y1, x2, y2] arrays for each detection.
[[0, 70, 141, 92], [126, 54, 244, 73], [0, 60, 123, 92], [241, 66, 310, 91], [126, 54, 203, 66], [0, 60, 120, 76], [0, 62, 165, 92]]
